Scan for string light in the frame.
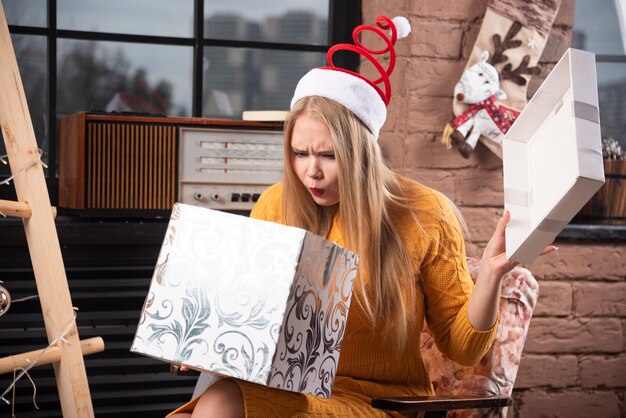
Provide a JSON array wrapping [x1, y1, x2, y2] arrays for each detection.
[[1, 141, 63, 413], [0, 149, 48, 217], [0, 152, 8, 216], [11, 367, 38, 417], [1, 144, 59, 411], [0, 149, 48, 186], [1, 308, 79, 407], [0, 281, 38, 318]]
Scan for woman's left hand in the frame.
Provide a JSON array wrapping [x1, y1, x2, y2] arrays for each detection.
[[469, 210, 558, 330], [481, 210, 558, 280]]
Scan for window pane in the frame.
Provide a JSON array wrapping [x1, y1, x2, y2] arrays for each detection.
[[597, 62, 626, 150], [57, 0, 194, 38], [573, 0, 625, 54], [204, 0, 329, 45], [3, 0, 47, 27], [202, 47, 325, 118], [0, 34, 48, 177], [57, 40, 193, 117]]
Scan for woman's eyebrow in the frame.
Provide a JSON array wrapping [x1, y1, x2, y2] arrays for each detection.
[[291, 147, 334, 155]]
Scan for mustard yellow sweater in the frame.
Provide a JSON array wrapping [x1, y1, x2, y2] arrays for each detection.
[[170, 176, 497, 417]]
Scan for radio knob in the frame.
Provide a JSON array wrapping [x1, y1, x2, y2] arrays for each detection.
[[193, 193, 204, 201], [241, 193, 251, 202], [210, 194, 220, 201]]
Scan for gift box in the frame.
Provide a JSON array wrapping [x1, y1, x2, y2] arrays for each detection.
[[503, 48, 605, 263], [131, 203, 359, 398]]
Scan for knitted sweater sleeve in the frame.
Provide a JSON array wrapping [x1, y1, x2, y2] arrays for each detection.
[[419, 193, 497, 367]]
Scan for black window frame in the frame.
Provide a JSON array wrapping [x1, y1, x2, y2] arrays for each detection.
[[559, 1, 626, 241], [2, 0, 362, 204]]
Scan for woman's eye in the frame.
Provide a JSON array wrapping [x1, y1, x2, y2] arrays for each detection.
[[294, 151, 307, 158], [323, 154, 335, 160]]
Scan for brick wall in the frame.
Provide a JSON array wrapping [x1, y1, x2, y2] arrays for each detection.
[[361, 0, 626, 417]]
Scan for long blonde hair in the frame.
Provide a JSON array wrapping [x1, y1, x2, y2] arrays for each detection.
[[282, 96, 422, 348]]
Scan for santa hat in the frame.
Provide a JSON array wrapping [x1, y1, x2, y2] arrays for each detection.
[[290, 15, 411, 139]]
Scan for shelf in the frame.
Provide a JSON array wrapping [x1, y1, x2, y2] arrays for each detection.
[[558, 223, 626, 240]]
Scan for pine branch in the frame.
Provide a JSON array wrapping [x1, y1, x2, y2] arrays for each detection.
[[490, 21, 523, 66], [501, 55, 542, 86]]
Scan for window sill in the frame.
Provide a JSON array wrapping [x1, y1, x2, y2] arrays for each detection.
[[557, 224, 626, 241]]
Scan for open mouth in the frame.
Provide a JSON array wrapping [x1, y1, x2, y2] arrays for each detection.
[[310, 187, 324, 197]]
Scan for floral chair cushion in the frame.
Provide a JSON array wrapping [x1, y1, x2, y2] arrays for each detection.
[[420, 257, 539, 417]]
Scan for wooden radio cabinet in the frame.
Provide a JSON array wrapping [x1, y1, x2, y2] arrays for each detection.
[[59, 112, 282, 217]]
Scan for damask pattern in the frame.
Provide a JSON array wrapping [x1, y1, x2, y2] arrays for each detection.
[[131, 204, 358, 398], [269, 235, 358, 397]]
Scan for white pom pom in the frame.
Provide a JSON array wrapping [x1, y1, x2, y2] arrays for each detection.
[[392, 16, 411, 39]]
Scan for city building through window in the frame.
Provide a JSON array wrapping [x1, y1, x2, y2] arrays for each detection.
[[0, 0, 360, 188]]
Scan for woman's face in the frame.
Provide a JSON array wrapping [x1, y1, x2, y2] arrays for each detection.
[[290, 112, 339, 206]]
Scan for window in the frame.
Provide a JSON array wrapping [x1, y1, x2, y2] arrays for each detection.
[[572, 0, 626, 150], [0, 0, 360, 197], [570, 0, 626, 230]]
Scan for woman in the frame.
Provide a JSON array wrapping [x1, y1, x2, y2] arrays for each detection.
[[169, 16, 555, 418]]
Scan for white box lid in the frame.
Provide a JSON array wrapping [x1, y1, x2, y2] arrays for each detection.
[[503, 48, 605, 263]]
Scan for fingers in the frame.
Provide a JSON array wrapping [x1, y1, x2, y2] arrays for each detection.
[[495, 251, 519, 274], [540, 245, 559, 256], [489, 210, 510, 249], [502, 209, 511, 225], [485, 210, 510, 255], [170, 364, 190, 375], [494, 210, 510, 237], [502, 255, 519, 273]]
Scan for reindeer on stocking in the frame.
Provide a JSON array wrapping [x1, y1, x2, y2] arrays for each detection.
[[440, 2, 556, 159], [445, 51, 520, 159]]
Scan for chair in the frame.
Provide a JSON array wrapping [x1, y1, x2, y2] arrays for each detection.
[[372, 257, 539, 418]]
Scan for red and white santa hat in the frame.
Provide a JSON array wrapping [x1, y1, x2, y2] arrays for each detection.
[[290, 15, 411, 139]]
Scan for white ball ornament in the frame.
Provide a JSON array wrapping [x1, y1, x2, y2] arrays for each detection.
[[392, 16, 411, 39]]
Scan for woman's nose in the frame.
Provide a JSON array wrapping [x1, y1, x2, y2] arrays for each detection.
[[307, 157, 322, 179]]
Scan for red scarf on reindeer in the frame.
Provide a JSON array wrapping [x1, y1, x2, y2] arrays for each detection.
[[450, 95, 520, 133]]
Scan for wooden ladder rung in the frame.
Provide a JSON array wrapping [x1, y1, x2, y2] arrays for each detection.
[[0, 198, 57, 218], [0, 337, 105, 375]]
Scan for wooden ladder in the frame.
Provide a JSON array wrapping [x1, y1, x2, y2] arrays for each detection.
[[0, 3, 104, 417]]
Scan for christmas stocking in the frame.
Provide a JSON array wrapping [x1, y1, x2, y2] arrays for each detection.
[[442, 0, 562, 159]]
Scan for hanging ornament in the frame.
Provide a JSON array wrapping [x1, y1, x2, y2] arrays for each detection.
[[0, 281, 10, 317], [441, 0, 562, 159]]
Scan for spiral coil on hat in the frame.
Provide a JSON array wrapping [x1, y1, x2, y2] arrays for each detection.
[[323, 15, 411, 106], [290, 15, 411, 139]]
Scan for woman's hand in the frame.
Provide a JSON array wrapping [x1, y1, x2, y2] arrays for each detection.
[[170, 364, 190, 375], [468, 210, 558, 330], [481, 210, 558, 281]]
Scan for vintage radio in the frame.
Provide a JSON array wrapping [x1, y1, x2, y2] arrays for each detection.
[[59, 112, 283, 217], [178, 127, 284, 211]]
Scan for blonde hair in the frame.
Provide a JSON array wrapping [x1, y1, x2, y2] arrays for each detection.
[[282, 96, 426, 348]]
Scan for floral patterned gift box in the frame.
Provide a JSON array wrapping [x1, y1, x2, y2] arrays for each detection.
[[131, 203, 359, 398]]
